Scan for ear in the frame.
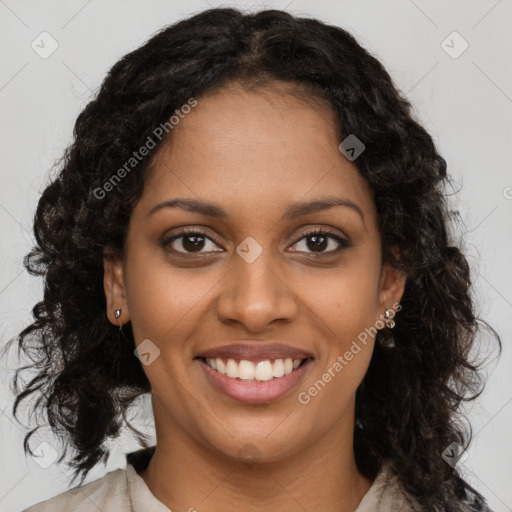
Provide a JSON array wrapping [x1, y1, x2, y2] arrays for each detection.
[[377, 249, 406, 319], [103, 247, 130, 327]]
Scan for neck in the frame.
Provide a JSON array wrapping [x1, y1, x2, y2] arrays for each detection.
[[138, 413, 373, 511]]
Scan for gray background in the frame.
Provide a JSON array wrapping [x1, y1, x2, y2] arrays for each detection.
[[1, 0, 511, 510]]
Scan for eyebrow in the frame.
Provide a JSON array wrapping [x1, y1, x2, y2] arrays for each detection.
[[148, 196, 365, 224]]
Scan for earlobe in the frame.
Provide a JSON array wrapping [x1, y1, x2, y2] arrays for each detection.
[[103, 248, 129, 326]]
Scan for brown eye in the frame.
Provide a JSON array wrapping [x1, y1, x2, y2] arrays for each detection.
[[288, 230, 351, 255], [162, 229, 223, 255]]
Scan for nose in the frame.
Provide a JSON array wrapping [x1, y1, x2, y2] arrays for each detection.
[[216, 246, 298, 332]]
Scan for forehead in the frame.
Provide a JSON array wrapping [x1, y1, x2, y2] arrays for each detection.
[[140, 81, 375, 221]]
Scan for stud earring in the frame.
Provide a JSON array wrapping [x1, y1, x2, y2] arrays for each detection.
[[384, 309, 395, 329], [114, 309, 123, 331]]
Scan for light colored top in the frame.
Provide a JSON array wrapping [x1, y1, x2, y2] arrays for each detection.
[[22, 461, 417, 512]]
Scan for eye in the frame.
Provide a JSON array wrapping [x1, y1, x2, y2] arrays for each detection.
[[162, 229, 223, 255], [162, 227, 351, 257], [288, 229, 351, 255]]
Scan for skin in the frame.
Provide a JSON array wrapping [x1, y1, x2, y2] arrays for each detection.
[[104, 80, 405, 512]]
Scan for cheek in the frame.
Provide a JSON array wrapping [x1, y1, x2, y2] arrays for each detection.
[[299, 252, 382, 340], [123, 246, 216, 344], [296, 260, 380, 426]]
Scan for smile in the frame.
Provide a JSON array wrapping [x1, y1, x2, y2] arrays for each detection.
[[205, 357, 308, 381], [197, 356, 314, 404]]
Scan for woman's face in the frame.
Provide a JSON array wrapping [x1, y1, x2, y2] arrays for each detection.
[[104, 81, 404, 463]]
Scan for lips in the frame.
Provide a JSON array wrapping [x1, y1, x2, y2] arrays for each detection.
[[195, 342, 314, 363], [194, 342, 314, 404], [197, 357, 313, 404]]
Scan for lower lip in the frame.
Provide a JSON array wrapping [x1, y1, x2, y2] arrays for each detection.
[[197, 358, 313, 404]]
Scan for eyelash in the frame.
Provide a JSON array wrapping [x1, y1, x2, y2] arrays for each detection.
[[161, 227, 351, 257]]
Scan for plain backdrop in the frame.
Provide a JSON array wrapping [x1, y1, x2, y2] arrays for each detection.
[[1, 1, 511, 511]]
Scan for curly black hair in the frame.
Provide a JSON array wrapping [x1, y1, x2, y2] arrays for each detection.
[[3, 7, 501, 511]]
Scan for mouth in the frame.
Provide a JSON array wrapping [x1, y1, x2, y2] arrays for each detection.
[[197, 356, 313, 381], [194, 343, 314, 404]]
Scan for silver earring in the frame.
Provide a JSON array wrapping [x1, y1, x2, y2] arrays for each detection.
[[114, 309, 123, 331], [384, 309, 395, 329]]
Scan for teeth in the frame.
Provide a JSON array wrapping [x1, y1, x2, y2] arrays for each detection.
[[238, 360, 256, 380], [255, 360, 273, 381], [225, 359, 238, 378], [206, 358, 304, 381], [272, 359, 284, 378], [216, 358, 225, 374]]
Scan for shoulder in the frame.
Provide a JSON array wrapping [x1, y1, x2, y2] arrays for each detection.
[[21, 468, 129, 512], [356, 464, 421, 511], [21, 445, 156, 512], [449, 474, 494, 512], [357, 465, 494, 512]]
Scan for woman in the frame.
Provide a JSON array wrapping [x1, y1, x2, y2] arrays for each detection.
[[7, 7, 499, 511]]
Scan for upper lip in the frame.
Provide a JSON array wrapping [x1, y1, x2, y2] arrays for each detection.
[[195, 342, 314, 362]]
